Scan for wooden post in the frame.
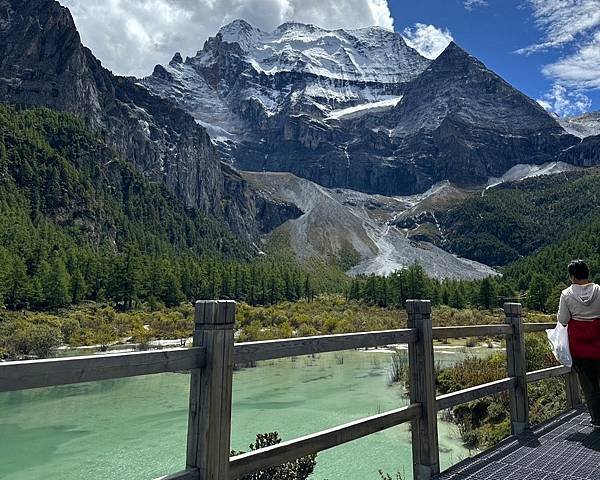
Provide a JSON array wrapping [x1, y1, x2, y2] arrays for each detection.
[[565, 368, 581, 409], [504, 302, 528, 435], [186, 300, 235, 480], [406, 300, 439, 480]]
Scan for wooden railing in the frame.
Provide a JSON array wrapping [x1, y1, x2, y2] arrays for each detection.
[[0, 300, 582, 480]]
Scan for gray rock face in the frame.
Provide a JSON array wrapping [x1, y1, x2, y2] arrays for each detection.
[[559, 135, 600, 167], [143, 23, 582, 196], [0, 0, 271, 239], [376, 42, 579, 189], [559, 111, 600, 138], [141, 20, 431, 193]]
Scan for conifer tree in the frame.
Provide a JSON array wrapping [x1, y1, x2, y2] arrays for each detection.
[[42, 253, 71, 309], [478, 277, 496, 310], [526, 274, 551, 312]]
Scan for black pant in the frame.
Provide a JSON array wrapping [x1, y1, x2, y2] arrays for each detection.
[[573, 357, 600, 424]]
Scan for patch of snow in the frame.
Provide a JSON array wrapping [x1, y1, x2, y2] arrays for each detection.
[[559, 112, 600, 138], [195, 120, 237, 144], [483, 162, 578, 196], [326, 96, 403, 120]]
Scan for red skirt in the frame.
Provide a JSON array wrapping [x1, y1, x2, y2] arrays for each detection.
[[568, 319, 600, 360]]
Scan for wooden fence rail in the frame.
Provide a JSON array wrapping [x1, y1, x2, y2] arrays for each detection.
[[0, 300, 581, 480]]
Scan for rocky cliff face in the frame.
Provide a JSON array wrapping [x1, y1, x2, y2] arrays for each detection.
[[373, 42, 578, 188], [143, 22, 582, 196], [0, 0, 287, 239], [141, 20, 432, 194], [559, 135, 600, 167]]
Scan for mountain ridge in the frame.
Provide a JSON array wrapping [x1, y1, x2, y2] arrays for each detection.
[[143, 20, 583, 195], [0, 0, 284, 241]]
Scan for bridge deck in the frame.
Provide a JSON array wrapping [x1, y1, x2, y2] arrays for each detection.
[[436, 406, 600, 480]]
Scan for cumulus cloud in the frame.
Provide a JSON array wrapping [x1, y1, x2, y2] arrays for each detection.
[[463, 0, 489, 11], [60, 0, 394, 77], [537, 84, 592, 117], [402, 23, 453, 59]]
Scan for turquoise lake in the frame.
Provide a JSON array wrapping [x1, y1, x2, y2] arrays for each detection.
[[0, 348, 485, 480]]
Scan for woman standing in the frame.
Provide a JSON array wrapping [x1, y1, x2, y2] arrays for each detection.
[[557, 259, 600, 428]]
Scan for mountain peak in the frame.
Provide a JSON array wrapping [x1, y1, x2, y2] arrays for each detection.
[[437, 41, 476, 62], [217, 19, 261, 50], [275, 21, 321, 32], [169, 52, 183, 65]]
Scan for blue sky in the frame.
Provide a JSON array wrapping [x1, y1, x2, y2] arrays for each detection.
[[64, 0, 600, 117]]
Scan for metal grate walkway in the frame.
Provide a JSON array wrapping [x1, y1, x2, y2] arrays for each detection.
[[436, 406, 600, 480]]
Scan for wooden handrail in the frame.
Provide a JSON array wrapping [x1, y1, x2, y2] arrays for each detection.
[[234, 328, 417, 363], [1, 300, 582, 480], [436, 377, 516, 411], [432, 324, 512, 338], [526, 365, 571, 383], [523, 322, 556, 333], [155, 469, 198, 480], [228, 403, 422, 479], [0, 347, 206, 392]]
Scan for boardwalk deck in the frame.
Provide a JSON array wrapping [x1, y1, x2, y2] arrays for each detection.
[[436, 406, 600, 480]]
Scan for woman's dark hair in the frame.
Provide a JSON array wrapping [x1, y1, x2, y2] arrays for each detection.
[[568, 259, 590, 280]]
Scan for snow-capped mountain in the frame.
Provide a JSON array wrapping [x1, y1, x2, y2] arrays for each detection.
[[141, 19, 582, 196], [142, 20, 428, 131], [559, 112, 600, 138]]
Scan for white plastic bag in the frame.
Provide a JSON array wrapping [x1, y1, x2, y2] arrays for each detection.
[[546, 321, 572, 368]]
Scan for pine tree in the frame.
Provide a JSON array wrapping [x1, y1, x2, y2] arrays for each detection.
[[449, 284, 466, 309], [42, 253, 71, 309], [7, 255, 30, 309], [70, 268, 86, 304], [478, 277, 496, 310], [0, 140, 7, 174], [545, 283, 567, 313], [526, 274, 551, 312]]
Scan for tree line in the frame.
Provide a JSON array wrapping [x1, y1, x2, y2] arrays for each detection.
[[0, 245, 316, 310], [346, 264, 514, 311]]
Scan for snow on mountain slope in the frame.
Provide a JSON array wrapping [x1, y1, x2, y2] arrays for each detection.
[[141, 20, 580, 198], [217, 20, 429, 84], [326, 96, 403, 120], [242, 171, 496, 280], [483, 161, 578, 195], [141, 20, 429, 153], [559, 112, 600, 138]]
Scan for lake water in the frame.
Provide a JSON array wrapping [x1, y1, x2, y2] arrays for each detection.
[[0, 348, 487, 480]]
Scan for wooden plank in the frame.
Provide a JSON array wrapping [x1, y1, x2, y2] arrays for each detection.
[[565, 368, 582, 408], [234, 329, 417, 363], [432, 324, 512, 339], [407, 300, 439, 480], [186, 300, 235, 480], [504, 302, 528, 435], [523, 322, 556, 333], [153, 468, 199, 480], [526, 365, 571, 383], [436, 378, 515, 411], [228, 403, 421, 479], [0, 347, 205, 392]]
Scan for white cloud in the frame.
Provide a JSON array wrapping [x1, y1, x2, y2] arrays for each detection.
[[518, 0, 600, 112], [537, 84, 592, 117], [402, 23, 453, 59], [517, 0, 600, 54], [60, 0, 394, 77], [542, 31, 600, 89], [463, 0, 488, 11]]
